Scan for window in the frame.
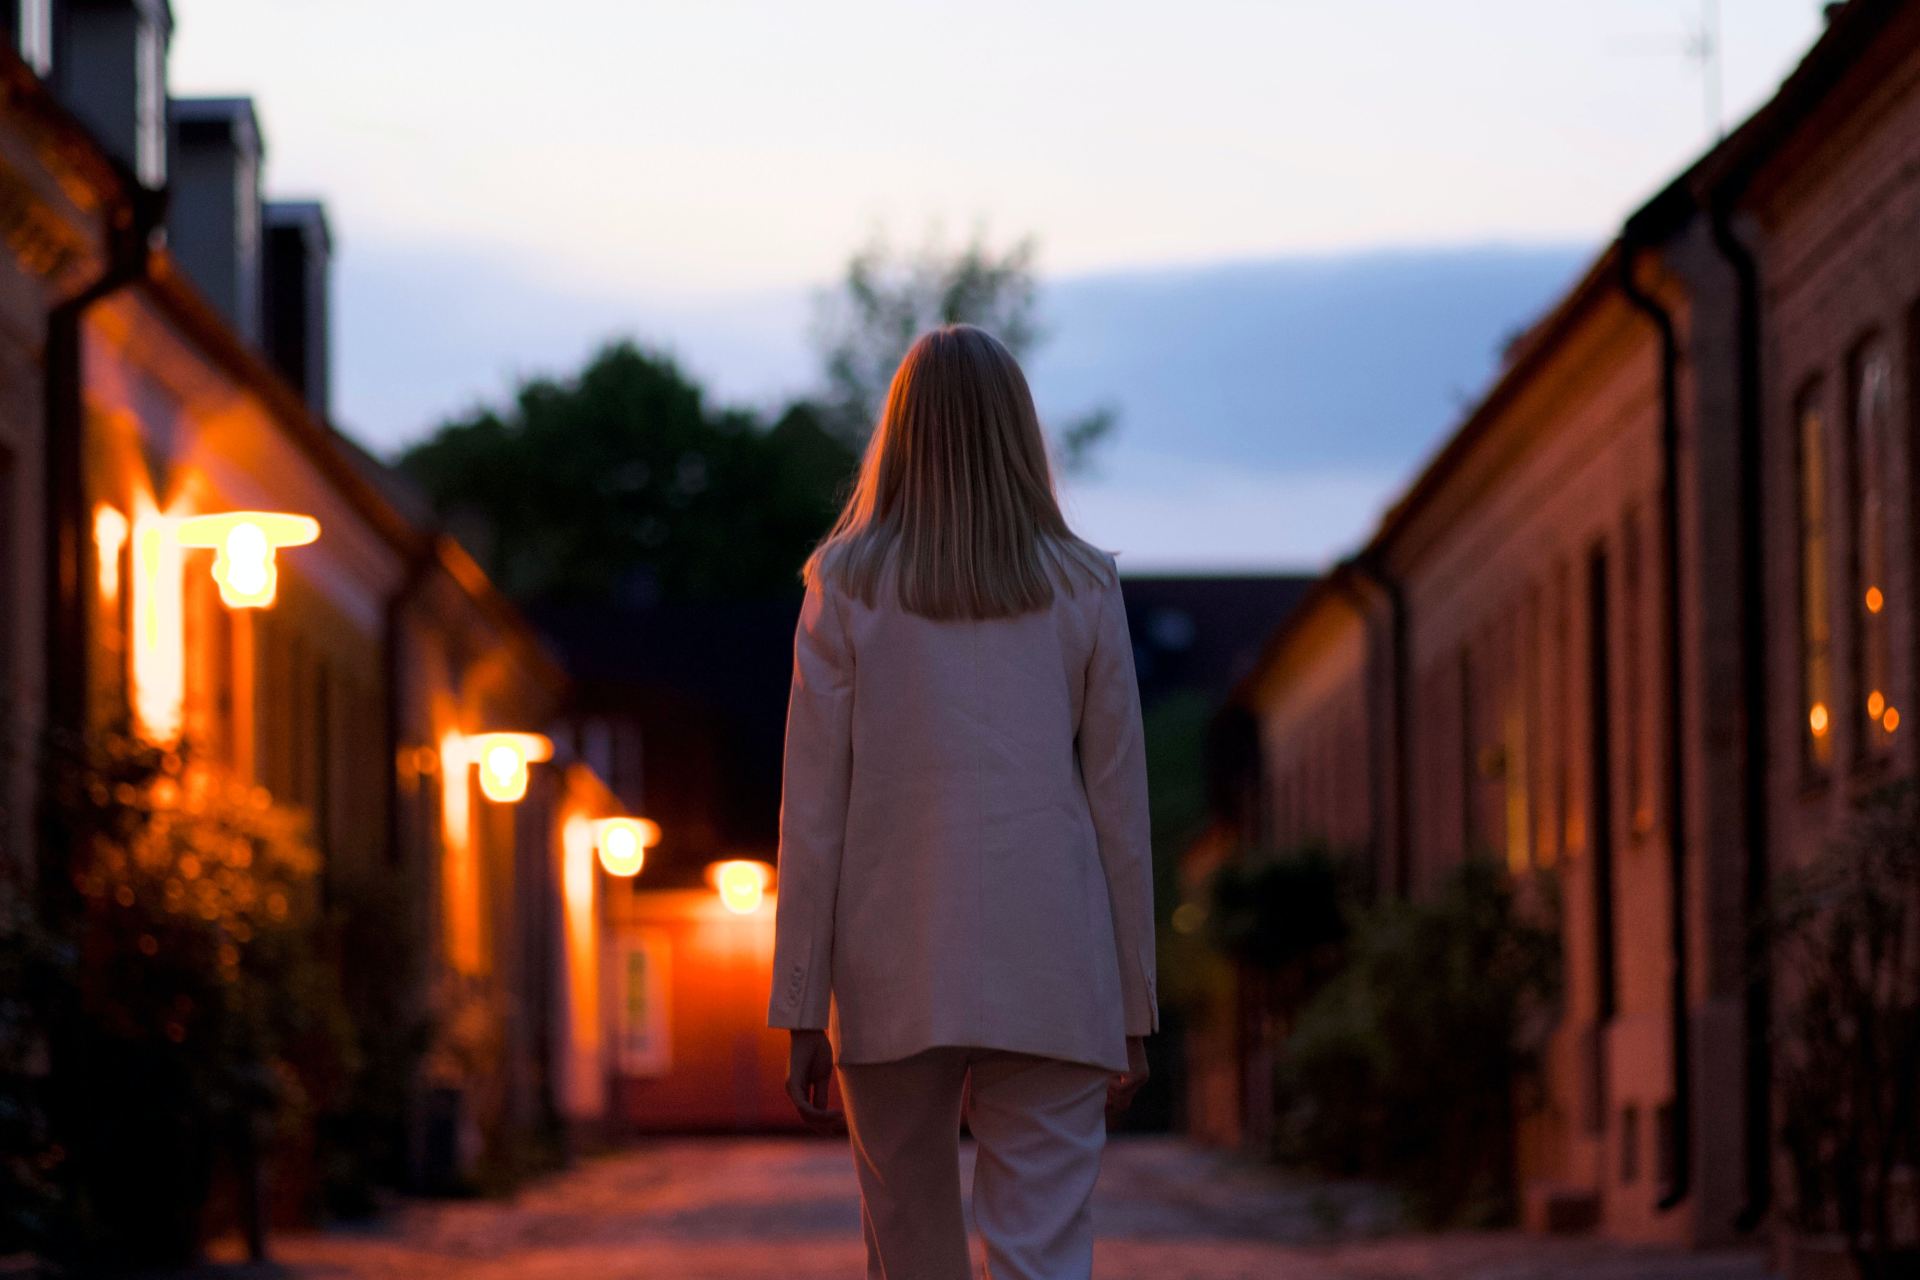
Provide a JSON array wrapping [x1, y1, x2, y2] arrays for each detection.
[[1851, 341, 1897, 756], [1797, 383, 1834, 771]]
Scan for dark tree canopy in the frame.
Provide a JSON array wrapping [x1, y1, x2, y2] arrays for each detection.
[[398, 341, 856, 605], [813, 230, 1115, 470], [397, 233, 1113, 608]]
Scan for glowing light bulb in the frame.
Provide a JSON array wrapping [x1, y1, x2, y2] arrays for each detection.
[[1885, 707, 1901, 734], [594, 817, 660, 877], [710, 859, 770, 915], [465, 732, 553, 803], [1869, 690, 1886, 722], [176, 511, 319, 609], [1866, 586, 1885, 614], [1809, 703, 1830, 736]]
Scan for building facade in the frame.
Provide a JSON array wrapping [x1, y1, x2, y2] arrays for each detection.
[[1198, 0, 1920, 1249], [3, 1, 632, 1223]]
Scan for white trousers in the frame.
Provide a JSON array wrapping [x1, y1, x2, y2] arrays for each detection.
[[837, 1046, 1111, 1280]]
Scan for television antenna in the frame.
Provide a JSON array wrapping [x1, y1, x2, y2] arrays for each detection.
[[1687, 0, 1726, 139], [1612, 0, 1726, 140]]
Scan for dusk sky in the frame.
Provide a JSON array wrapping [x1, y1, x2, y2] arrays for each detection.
[[168, 0, 1827, 570]]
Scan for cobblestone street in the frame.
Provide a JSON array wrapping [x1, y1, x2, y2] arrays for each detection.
[[190, 1137, 1779, 1280]]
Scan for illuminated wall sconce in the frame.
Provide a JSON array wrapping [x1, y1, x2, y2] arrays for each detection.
[[594, 816, 661, 877], [176, 511, 320, 609], [468, 731, 553, 803], [709, 859, 772, 915]]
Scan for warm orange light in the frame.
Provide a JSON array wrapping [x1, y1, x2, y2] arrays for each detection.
[[1866, 586, 1885, 614], [94, 505, 128, 601], [1885, 707, 1901, 734], [1809, 702, 1830, 736], [594, 816, 660, 877], [439, 729, 479, 973], [176, 511, 319, 609], [1868, 690, 1886, 721], [130, 503, 184, 744], [468, 732, 553, 803], [709, 859, 771, 915]]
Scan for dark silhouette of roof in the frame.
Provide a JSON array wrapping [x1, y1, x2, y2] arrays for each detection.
[[1117, 574, 1317, 711]]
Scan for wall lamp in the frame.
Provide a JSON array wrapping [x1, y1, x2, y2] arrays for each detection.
[[594, 816, 661, 877], [176, 511, 320, 609]]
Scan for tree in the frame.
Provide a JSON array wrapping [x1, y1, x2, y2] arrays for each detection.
[[398, 342, 857, 606], [813, 230, 1115, 471]]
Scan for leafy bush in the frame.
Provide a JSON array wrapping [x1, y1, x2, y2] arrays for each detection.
[[1772, 782, 1920, 1277], [1207, 840, 1356, 977], [9, 733, 358, 1266], [1273, 858, 1560, 1226]]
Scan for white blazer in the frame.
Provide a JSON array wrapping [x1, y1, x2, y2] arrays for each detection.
[[766, 553, 1158, 1074]]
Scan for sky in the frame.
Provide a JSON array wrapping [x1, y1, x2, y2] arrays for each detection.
[[167, 0, 1828, 571]]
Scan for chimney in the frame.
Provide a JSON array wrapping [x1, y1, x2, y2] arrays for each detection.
[[52, 0, 172, 187], [263, 200, 332, 419], [167, 96, 264, 345], [4, 0, 55, 76]]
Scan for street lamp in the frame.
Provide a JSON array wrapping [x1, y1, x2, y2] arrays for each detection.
[[176, 511, 320, 609], [593, 816, 661, 877], [466, 732, 553, 803]]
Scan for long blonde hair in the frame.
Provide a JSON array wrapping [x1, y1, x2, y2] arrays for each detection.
[[803, 324, 1112, 620]]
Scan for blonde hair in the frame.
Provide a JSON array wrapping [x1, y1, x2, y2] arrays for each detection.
[[803, 324, 1113, 620]]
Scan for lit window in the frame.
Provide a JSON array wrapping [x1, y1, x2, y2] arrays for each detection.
[[1852, 342, 1895, 756], [1797, 384, 1833, 771]]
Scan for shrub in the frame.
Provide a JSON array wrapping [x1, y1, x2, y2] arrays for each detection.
[[15, 733, 357, 1266], [1771, 782, 1920, 1278], [1273, 858, 1560, 1226], [1206, 840, 1355, 983]]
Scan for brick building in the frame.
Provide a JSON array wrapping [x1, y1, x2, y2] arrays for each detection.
[[1, 0, 634, 1215], [1195, 0, 1920, 1248]]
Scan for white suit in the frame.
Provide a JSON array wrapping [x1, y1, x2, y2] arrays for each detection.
[[767, 553, 1157, 1279]]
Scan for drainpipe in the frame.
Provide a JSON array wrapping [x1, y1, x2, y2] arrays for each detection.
[[1710, 205, 1773, 1233], [41, 184, 164, 882], [1345, 554, 1412, 898], [1617, 240, 1693, 1213]]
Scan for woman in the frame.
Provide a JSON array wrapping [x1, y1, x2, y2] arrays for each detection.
[[768, 323, 1157, 1280]]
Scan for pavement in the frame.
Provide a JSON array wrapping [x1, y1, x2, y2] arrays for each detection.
[[179, 1136, 1778, 1280]]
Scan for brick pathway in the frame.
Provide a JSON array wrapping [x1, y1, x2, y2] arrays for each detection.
[[187, 1136, 1776, 1280]]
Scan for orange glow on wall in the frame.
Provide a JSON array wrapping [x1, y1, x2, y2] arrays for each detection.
[[1809, 702, 1830, 737], [595, 817, 661, 878], [1885, 707, 1901, 734], [176, 511, 320, 609], [709, 859, 771, 915], [1866, 585, 1885, 614], [439, 729, 480, 973], [468, 732, 553, 803], [1868, 690, 1886, 721], [561, 814, 602, 1111], [129, 501, 184, 744], [94, 505, 128, 601]]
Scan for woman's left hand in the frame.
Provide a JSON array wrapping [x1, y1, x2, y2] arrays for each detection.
[[786, 1029, 843, 1132]]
